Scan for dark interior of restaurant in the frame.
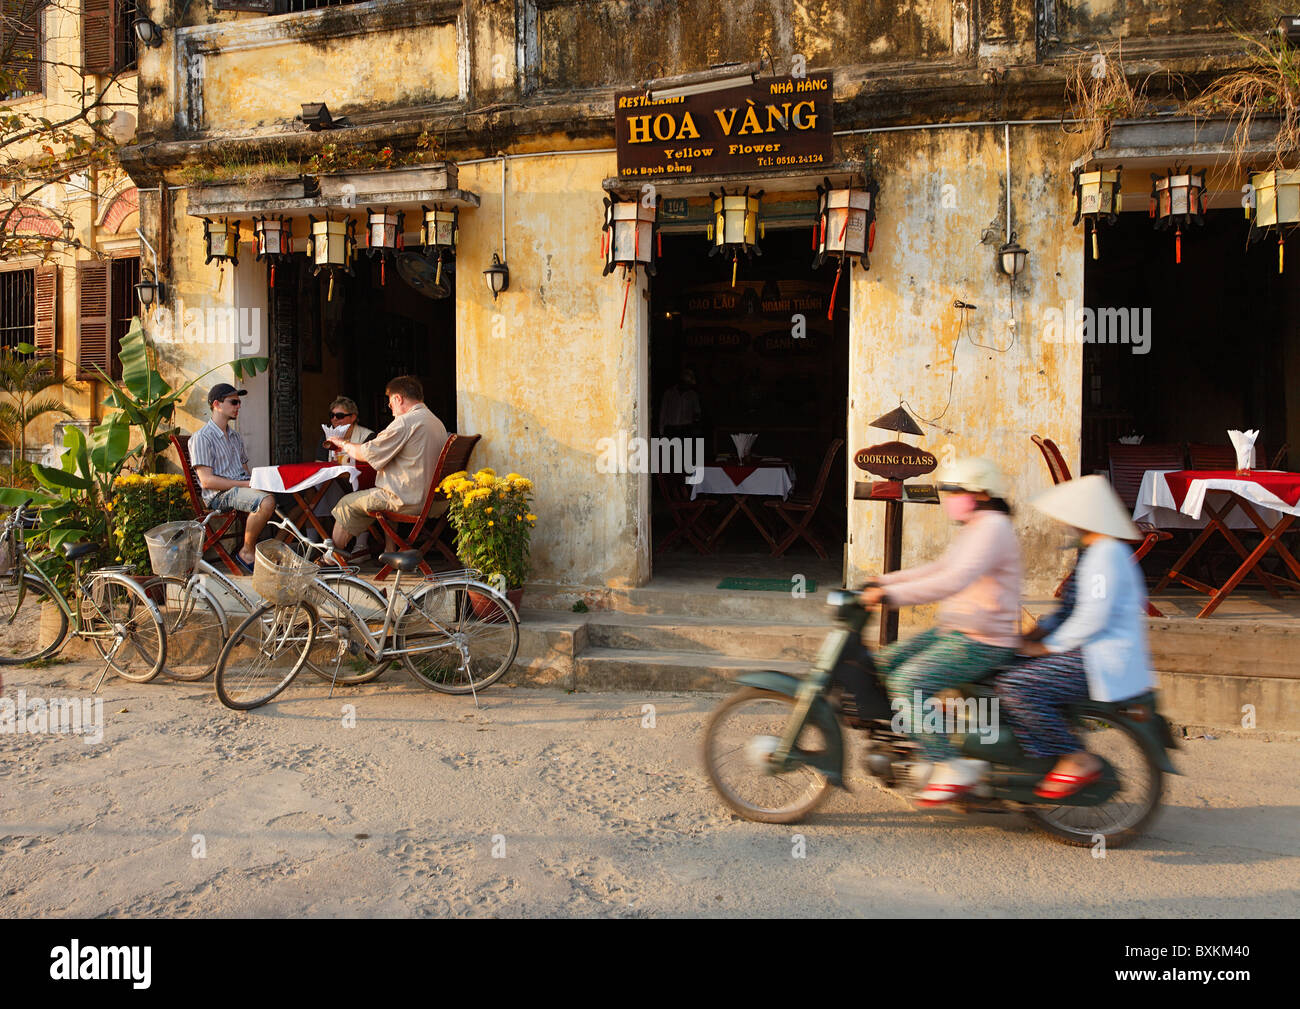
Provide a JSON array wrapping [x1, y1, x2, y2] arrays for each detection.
[[1081, 208, 1299, 477], [269, 254, 457, 462], [649, 228, 849, 556]]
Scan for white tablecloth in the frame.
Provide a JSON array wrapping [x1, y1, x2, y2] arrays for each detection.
[[248, 464, 363, 494], [1133, 469, 1297, 529], [690, 464, 794, 500]]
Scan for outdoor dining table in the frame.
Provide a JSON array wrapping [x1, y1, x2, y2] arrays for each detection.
[[1133, 468, 1300, 617], [689, 459, 795, 550], [249, 461, 376, 543]]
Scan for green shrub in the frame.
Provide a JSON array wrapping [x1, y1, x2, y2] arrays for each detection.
[[109, 473, 190, 572]]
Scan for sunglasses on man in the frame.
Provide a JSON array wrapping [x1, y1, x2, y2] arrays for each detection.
[[329, 411, 354, 420], [224, 397, 242, 406]]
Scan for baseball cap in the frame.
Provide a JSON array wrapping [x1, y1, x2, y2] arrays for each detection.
[[208, 382, 248, 407]]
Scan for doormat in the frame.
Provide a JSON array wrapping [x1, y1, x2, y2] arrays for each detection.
[[717, 577, 817, 593]]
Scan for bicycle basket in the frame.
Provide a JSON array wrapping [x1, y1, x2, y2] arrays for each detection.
[[145, 521, 204, 577], [252, 540, 316, 605]]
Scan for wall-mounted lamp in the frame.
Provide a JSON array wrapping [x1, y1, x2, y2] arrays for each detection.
[[997, 233, 1028, 277], [134, 268, 163, 308], [132, 16, 163, 49], [300, 102, 348, 131], [483, 253, 510, 300], [646, 62, 759, 102]]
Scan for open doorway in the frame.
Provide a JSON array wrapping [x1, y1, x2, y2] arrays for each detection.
[[266, 253, 456, 464], [649, 226, 849, 573]]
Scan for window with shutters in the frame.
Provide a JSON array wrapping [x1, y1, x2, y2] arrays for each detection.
[[75, 258, 110, 381], [82, 0, 136, 75], [0, 267, 36, 352], [108, 255, 138, 379], [2, 0, 45, 99]]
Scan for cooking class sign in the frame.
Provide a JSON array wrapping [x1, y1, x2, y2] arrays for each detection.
[[615, 73, 834, 178]]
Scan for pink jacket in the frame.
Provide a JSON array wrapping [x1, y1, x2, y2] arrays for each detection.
[[877, 510, 1022, 647]]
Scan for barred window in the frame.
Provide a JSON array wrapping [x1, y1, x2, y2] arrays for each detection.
[[0, 268, 36, 352]]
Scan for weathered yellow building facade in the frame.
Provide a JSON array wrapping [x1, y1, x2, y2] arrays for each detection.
[[116, 0, 1296, 605]]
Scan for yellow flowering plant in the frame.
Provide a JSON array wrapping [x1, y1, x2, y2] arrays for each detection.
[[110, 473, 189, 571], [438, 467, 536, 590]]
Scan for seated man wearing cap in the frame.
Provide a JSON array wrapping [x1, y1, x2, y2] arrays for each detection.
[[189, 383, 276, 573]]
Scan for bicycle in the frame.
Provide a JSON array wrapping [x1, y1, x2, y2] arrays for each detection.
[[142, 510, 392, 685], [213, 539, 519, 711], [0, 501, 166, 689]]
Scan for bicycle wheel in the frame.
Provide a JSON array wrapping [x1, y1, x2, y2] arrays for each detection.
[[397, 579, 519, 695], [0, 573, 68, 665], [83, 574, 167, 683], [143, 575, 228, 682], [214, 601, 317, 710], [305, 575, 393, 685]]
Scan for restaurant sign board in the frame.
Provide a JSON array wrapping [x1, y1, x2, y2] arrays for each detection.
[[615, 73, 834, 180], [853, 441, 938, 480]]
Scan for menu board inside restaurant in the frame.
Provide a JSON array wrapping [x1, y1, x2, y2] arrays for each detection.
[[615, 73, 834, 180]]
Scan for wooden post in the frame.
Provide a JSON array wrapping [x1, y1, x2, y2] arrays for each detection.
[[879, 494, 904, 646]]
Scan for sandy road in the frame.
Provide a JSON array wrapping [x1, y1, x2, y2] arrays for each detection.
[[1, 660, 1297, 918]]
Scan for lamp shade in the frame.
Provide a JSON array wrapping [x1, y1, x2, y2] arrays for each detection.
[[483, 253, 510, 299], [1072, 167, 1122, 260], [708, 186, 764, 286], [1247, 168, 1300, 273], [308, 217, 355, 268], [997, 235, 1028, 276], [253, 215, 291, 257], [1150, 169, 1206, 264], [203, 218, 239, 266], [601, 195, 658, 276], [420, 205, 459, 252], [366, 207, 404, 251]]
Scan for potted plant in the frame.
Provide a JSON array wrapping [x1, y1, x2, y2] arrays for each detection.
[[438, 467, 536, 614]]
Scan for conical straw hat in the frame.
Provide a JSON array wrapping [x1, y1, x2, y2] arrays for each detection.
[[1029, 474, 1140, 541]]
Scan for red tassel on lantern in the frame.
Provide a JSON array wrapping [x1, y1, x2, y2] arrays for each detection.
[[828, 261, 843, 322], [868, 219, 876, 253], [270, 263, 276, 289], [657, 231, 662, 258], [1175, 227, 1182, 264]]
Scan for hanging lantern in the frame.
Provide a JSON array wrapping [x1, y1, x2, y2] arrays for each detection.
[[1150, 169, 1205, 264], [253, 215, 293, 289], [708, 186, 763, 288], [812, 177, 880, 321], [1247, 169, 1300, 273], [203, 217, 239, 293], [1072, 166, 1122, 260], [420, 204, 459, 290], [601, 194, 659, 329], [364, 207, 405, 286], [305, 213, 357, 301]]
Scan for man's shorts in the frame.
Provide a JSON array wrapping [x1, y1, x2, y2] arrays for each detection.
[[207, 486, 273, 514], [331, 487, 402, 536]]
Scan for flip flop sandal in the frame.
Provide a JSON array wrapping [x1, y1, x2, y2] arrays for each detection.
[[233, 553, 255, 575], [1034, 769, 1101, 799], [913, 782, 972, 807]]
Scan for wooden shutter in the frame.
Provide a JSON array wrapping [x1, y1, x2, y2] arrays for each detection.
[[75, 258, 110, 380], [33, 262, 56, 357], [82, 0, 113, 74], [5, 0, 42, 94]]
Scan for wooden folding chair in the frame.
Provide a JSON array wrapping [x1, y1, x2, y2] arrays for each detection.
[[765, 438, 843, 559], [1187, 442, 1236, 470], [370, 433, 480, 580], [170, 433, 243, 576], [655, 471, 717, 554]]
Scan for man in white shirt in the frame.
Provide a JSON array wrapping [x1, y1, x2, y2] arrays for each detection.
[[659, 368, 701, 438]]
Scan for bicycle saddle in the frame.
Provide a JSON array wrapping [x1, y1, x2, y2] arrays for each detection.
[[63, 541, 101, 562], [378, 549, 424, 572]]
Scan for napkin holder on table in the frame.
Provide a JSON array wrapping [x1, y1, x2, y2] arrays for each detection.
[[730, 433, 757, 463]]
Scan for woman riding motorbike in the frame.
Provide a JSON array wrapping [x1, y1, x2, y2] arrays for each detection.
[[998, 475, 1155, 797], [860, 457, 1022, 805]]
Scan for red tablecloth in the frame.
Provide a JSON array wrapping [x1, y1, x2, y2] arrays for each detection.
[[720, 464, 758, 484], [1164, 470, 1300, 509]]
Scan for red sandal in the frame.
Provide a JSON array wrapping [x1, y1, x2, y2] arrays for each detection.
[[1034, 769, 1101, 799]]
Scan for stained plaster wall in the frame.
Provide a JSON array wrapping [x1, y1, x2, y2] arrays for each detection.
[[846, 123, 1084, 615], [455, 151, 650, 588]]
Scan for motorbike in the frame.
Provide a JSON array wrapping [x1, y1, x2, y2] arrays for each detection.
[[701, 589, 1180, 846]]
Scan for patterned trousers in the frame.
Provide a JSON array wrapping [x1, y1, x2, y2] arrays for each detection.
[[876, 628, 1016, 761], [995, 649, 1090, 758]]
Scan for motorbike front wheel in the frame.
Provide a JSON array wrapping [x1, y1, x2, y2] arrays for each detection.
[[702, 687, 833, 824], [1026, 713, 1163, 848]]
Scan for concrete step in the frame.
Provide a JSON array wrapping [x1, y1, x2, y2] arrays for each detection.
[[574, 646, 809, 693], [582, 611, 831, 662], [523, 581, 843, 625]]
